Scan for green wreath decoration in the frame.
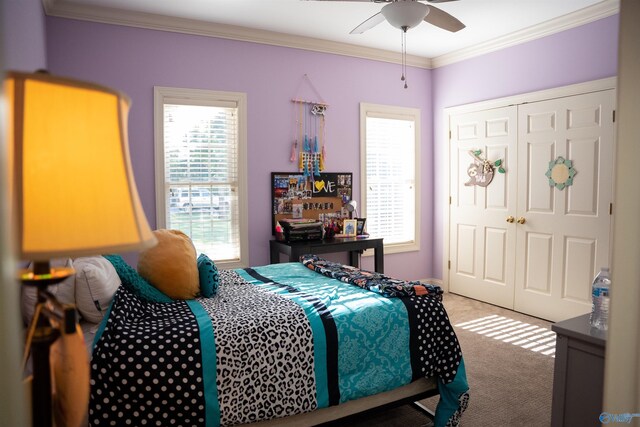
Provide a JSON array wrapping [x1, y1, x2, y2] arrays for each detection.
[[546, 157, 576, 190]]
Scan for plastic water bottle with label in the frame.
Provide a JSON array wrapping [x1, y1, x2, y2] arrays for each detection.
[[590, 267, 611, 330]]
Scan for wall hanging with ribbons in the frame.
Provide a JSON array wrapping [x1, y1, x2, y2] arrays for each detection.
[[291, 74, 327, 177]]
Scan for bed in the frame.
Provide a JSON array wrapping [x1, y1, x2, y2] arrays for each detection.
[[88, 255, 469, 427]]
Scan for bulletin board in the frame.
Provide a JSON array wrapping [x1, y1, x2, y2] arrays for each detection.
[[271, 172, 353, 234]]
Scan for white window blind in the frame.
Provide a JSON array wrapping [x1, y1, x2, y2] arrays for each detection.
[[361, 104, 420, 252], [155, 88, 247, 267]]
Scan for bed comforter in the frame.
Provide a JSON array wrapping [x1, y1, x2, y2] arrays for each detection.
[[90, 261, 468, 427]]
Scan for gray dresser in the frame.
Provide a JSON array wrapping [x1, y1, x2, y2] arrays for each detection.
[[551, 313, 607, 427]]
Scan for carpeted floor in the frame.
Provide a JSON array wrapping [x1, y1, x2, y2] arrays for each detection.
[[330, 292, 556, 427]]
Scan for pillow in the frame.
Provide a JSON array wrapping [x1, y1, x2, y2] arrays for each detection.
[[137, 229, 200, 300], [21, 258, 76, 326], [73, 256, 120, 323], [197, 253, 220, 297], [103, 254, 172, 303]]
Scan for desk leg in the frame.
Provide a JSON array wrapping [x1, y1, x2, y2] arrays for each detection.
[[290, 246, 310, 263], [374, 244, 384, 274], [349, 251, 360, 269], [270, 242, 280, 264]]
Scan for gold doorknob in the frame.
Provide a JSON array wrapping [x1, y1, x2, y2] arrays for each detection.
[[517, 217, 526, 224], [506, 216, 515, 223]]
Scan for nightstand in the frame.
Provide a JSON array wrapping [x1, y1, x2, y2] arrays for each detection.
[[550, 313, 606, 427]]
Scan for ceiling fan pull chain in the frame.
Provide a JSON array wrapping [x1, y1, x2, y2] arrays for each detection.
[[400, 28, 405, 82], [402, 28, 408, 89]]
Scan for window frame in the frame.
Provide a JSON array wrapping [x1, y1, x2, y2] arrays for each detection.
[[153, 86, 248, 268], [360, 102, 421, 254]]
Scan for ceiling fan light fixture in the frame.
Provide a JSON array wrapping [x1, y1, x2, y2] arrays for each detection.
[[381, 1, 429, 30]]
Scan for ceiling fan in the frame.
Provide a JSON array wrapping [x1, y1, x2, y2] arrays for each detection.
[[307, 0, 465, 35], [306, 0, 465, 88]]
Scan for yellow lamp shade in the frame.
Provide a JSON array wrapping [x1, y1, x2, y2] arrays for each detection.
[[5, 72, 156, 259]]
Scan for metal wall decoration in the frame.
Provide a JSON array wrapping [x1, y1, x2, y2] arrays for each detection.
[[464, 149, 505, 187], [546, 156, 576, 190]]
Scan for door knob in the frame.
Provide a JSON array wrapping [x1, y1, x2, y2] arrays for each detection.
[[517, 217, 526, 224], [506, 216, 515, 223]]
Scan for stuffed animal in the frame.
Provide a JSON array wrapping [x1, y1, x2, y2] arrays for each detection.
[[137, 229, 199, 300]]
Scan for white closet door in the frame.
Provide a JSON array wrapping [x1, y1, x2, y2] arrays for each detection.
[[514, 90, 615, 322], [449, 106, 518, 308]]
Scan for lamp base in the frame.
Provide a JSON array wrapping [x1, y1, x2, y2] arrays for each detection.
[[20, 262, 77, 427], [30, 321, 59, 427]]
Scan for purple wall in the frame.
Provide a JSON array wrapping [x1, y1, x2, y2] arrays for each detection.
[[3, 0, 46, 70], [431, 15, 619, 279], [45, 13, 619, 281], [46, 18, 434, 279]]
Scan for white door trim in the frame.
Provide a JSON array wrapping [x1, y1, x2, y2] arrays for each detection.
[[442, 77, 617, 291]]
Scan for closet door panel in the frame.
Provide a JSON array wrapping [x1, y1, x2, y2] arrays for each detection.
[[563, 237, 596, 303], [523, 231, 553, 295], [449, 106, 517, 308], [566, 137, 599, 216], [526, 140, 555, 213], [514, 90, 615, 321]]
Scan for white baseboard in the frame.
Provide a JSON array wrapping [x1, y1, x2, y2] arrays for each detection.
[[419, 278, 447, 293]]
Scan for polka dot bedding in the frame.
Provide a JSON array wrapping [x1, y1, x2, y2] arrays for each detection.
[[90, 264, 468, 427], [89, 287, 206, 426]]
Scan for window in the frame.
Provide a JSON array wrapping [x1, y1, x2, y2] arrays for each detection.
[[360, 103, 420, 253], [154, 87, 247, 268]]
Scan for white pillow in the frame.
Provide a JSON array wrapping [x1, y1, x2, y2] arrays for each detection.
[[21, 258, 76, 326], [73, 256, 120, 324]]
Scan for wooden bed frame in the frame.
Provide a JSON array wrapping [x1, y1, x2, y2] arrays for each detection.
[[243, 377, 438, 427]]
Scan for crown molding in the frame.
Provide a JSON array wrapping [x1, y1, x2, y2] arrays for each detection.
[[42, 0, 433, 69], [431, 0, 620, 68], [43, 0, 619, 70]]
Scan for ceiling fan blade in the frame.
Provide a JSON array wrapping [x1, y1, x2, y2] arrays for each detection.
[[350, 12, 386, 34], [303, 0, 389, 2], [424, 5, 465, 32]]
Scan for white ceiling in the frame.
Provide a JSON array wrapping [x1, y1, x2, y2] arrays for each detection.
[[44, 0, 618, 65]]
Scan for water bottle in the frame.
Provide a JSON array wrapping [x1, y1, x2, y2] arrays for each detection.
[[590, 267, 611, 330]]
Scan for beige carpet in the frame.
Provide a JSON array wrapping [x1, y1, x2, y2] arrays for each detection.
[[330, 292, 556, 427]]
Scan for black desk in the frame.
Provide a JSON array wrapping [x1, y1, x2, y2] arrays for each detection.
[[270, 237, 384, 273]]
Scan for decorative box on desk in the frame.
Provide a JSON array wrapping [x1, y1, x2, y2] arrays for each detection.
[[270, 236, 384, 273], [551, 313, 606, 427]]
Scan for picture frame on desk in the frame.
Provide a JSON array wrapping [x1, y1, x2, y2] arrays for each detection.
[[355, 218, 366, 235], [343, 219, 357, 237]]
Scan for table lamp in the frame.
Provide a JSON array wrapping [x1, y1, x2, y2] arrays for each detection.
[[345, 200, 358, 219], [5, 71, 157, 427]]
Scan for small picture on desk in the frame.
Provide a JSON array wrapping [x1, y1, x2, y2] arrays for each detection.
[[356, 218, 366, 235], [343, 219, 357, 237], [292, 204, 303, 219]]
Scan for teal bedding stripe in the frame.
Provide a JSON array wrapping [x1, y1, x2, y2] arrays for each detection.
[[92, 297, 115, 351], [235, 268, 330, 408], [240, 263, 413, 404], [435, 358, 469, 427], [187, 300, 220, 427]]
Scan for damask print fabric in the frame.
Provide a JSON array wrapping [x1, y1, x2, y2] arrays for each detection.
[[300, 254, 444, 299], [90, 262, 468, 427]]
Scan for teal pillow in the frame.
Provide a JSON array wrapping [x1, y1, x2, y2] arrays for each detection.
[[103, 254, 173, 303], [197, 253, 219, 297]]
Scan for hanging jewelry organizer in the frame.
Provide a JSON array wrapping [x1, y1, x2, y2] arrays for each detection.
[[291, 74, 328, 178]]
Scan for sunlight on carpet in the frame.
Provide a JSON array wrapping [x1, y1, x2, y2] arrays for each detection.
[[455, 314, 556, 357]]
